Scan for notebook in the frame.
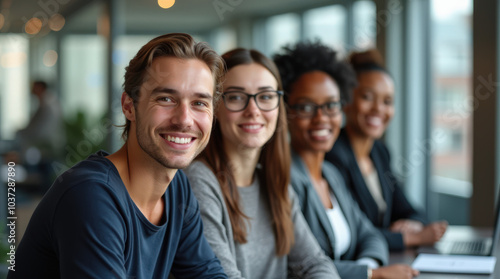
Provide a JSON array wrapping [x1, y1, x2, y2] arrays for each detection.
[[412, 253, 496, 274]]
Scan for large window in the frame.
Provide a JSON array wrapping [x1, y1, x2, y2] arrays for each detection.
[[265, 13, 300, 56], [211, 27, 237, 54], [61, 35, 107, 122], [0, 35, 29, 141], [59, 35, 108, 166], [430, 0, 472, 224], [262, 2, 376, 58], [431, 0, 472, 184], [304, 5, 346, 53], [353, 0, 376, 50]]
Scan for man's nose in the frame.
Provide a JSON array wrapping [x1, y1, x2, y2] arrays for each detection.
[[171, 102, 194, 127]]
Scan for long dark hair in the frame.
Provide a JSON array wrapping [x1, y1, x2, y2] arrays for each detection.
[[199, 48, 294, 256]]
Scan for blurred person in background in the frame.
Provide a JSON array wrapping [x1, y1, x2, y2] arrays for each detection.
[[324, 49, 447, 251], [17, 80, 65, 158], [15, 80, 65, 193]]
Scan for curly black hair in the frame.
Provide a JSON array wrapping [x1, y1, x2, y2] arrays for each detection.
[[273, 41, 357, 105]]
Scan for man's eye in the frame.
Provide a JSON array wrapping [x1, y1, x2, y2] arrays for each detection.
[[193, 101, 208, 107], [158, 97, 173, 102]]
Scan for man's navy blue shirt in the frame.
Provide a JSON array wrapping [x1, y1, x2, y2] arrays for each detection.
[[8, 151, 227, 279]]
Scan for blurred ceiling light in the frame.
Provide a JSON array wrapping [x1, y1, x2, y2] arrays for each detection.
[[43, 50, 58, 67], [1, 52, 27, 68], [0, 13, 5, 30], [158, 0, 175, 9], [49, 13, 65, 31], [25, 17, 42, 35]]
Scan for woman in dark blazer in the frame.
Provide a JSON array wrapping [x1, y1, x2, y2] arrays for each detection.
[[325, 49, 448, 251], [275, 42, 419, 279]]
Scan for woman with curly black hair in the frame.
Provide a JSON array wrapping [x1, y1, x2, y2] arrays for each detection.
[[275, 42, 419, 279]]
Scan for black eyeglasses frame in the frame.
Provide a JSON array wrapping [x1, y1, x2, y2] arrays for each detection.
[[222, 90, 284, 112]]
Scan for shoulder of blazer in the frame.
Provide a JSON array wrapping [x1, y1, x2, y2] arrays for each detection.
[[371, 140, 402, 194]]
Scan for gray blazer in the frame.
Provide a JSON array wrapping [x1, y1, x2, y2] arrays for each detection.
[[291, 152, 389, 279]]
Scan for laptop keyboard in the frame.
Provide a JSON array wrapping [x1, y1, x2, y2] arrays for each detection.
[[449, 240, 486, 255]]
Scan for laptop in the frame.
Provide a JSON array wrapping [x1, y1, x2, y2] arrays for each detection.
[[418, 190, 500, 256]]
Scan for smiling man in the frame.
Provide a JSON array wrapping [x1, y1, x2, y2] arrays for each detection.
[[9, 33, 227, 279]]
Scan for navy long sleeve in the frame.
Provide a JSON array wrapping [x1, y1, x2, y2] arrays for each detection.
[[8, 151, 227, 279]]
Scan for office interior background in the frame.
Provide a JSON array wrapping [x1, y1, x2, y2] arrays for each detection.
[[0, 0, 499, 244]]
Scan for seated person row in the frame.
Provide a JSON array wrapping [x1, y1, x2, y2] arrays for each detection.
[[274, 42, 419, 279], [184, 48, 340, 278], [324, 49, 448, 251], [11, 32, 440, 279]]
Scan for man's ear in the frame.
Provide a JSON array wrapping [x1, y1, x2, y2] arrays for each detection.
[[122, 92, 136, 122]]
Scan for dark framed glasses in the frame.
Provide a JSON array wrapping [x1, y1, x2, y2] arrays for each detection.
[[222, 90, 283, 112], [289, 101, 342, 118]]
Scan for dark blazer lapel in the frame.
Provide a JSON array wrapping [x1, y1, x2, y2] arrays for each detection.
[[370, 144, 393, 228], [339, 131, 380, 225]]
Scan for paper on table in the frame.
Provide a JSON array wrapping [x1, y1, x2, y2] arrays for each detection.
[[412, 254, 496, 274]]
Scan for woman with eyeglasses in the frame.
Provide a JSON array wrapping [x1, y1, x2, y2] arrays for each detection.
[[324, 49, 447, 252], [184, 48, 340, 279], [274, 42, 419, 279]]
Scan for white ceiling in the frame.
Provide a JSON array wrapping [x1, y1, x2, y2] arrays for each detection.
[[2, 0, 334, 35]]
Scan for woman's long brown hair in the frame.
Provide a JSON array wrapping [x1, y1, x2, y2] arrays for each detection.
[[199, 48, 294, 256]]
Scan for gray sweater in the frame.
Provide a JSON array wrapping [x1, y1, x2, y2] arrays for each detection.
[[184, 161, 340, 279]]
